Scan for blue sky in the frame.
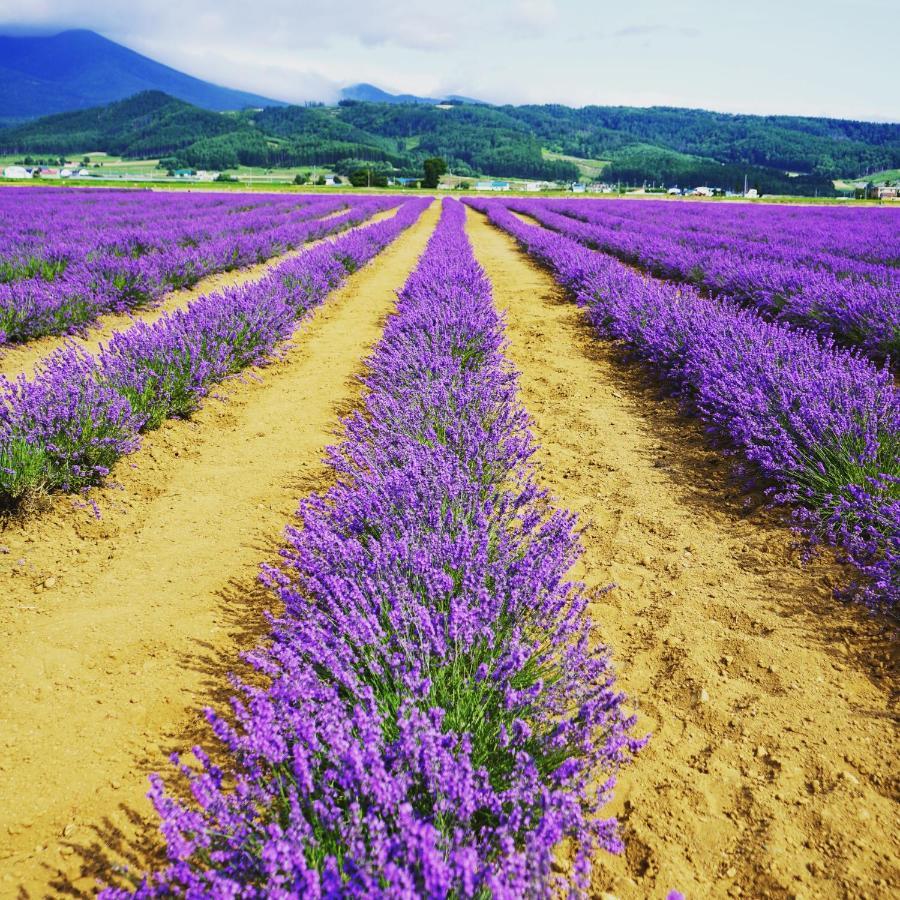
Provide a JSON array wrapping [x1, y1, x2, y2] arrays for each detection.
[[2, 0, 897, 120]]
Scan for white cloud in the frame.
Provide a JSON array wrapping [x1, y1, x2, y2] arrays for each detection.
[[614, 24, 700, 38], [0, 0, 897, 119]]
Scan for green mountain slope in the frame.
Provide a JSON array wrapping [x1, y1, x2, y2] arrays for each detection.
[[2, 91, 898, 195], [0, 91, 241, 156]]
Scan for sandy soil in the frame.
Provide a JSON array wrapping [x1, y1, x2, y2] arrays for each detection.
[[0, 200, 438, 897], [465, 206, 899, 900], [0, 205, 400, 381]]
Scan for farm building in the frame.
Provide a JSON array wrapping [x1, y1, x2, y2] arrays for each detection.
[[474, 180, 511, 191], [571, 183, 586, 193], [2, 166, 31, 179]]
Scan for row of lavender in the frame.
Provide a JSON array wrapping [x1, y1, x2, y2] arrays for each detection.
[[0, 188, 321, 278], [105, 198, 642, 899], [558, 197, 900, 265], [509, 198, 900, 363], [467, 199, 899, 608], [0, 191, 403, 347], [0, 190, 335, 297], [0, 198, 429, 506], [552, 198, 898, 290]]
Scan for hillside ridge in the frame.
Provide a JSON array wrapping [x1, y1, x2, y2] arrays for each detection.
[[0, 29, 284, 122]]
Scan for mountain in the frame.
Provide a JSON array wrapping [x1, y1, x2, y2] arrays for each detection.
[[2, 89, 899, 195], [339, 83, 484, 106], [0, 29, 284, 124], [0, 91, 245, 157], [339, 83, 441, 105]]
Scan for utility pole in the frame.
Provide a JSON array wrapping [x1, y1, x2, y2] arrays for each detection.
[[743, 173, 748, 195]]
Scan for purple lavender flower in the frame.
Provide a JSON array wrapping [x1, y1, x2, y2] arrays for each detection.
[[102, 198, 643, 898], [506, 197, 900, 364], [0, 187, 404, 347], [0, 198, 430, 504], [466, 198, 899, 608]]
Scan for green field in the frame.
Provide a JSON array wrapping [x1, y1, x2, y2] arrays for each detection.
[[0, 152, 345, 185], [861, 168, 900, 184], [541, 149, 611, 179]]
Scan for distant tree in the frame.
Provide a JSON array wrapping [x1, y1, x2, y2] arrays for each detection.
[[81, 156, 90, 165], [332, 175, 342, 184], [422, 157, 447, 188], [349, 168, 388, 187], [456, 180, 471, 190], [293, 173, 308, 185], [315, 175, 326, 185], [214, 172, 237, 182]]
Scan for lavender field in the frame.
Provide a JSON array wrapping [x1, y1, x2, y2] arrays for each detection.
[[0, 188, 896, 900]]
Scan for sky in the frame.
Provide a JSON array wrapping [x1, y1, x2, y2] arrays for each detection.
[[2, 0, 898, 121]]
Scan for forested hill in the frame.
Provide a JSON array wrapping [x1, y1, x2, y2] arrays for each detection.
[[2, 90, 898, 194], [505, 105, 900, 176]]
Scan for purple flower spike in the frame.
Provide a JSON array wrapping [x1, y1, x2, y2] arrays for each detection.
[[102, 198, 643, 898]]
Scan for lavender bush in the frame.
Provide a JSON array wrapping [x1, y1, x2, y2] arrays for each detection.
[[467, 199, 899, 608], [0, 198, 429, 505], [0, 189, 401, 346], [103, 198, 643, 898], [507, 198, 900, 364]]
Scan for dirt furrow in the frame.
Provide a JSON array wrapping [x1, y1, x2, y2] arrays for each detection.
[[0, 199, 438, 897], [0, 205, 400, 381], [465, 206, 898, 900]]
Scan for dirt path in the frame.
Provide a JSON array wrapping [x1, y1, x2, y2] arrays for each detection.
[[0, 200, 438, 897], [465, 207, 898, 900], [0, 206, 400, 381]]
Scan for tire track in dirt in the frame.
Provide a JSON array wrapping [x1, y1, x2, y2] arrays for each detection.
[[0, 205, 401, 381], [465, 206, 898, 900], [0, 200, 439, 898]]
